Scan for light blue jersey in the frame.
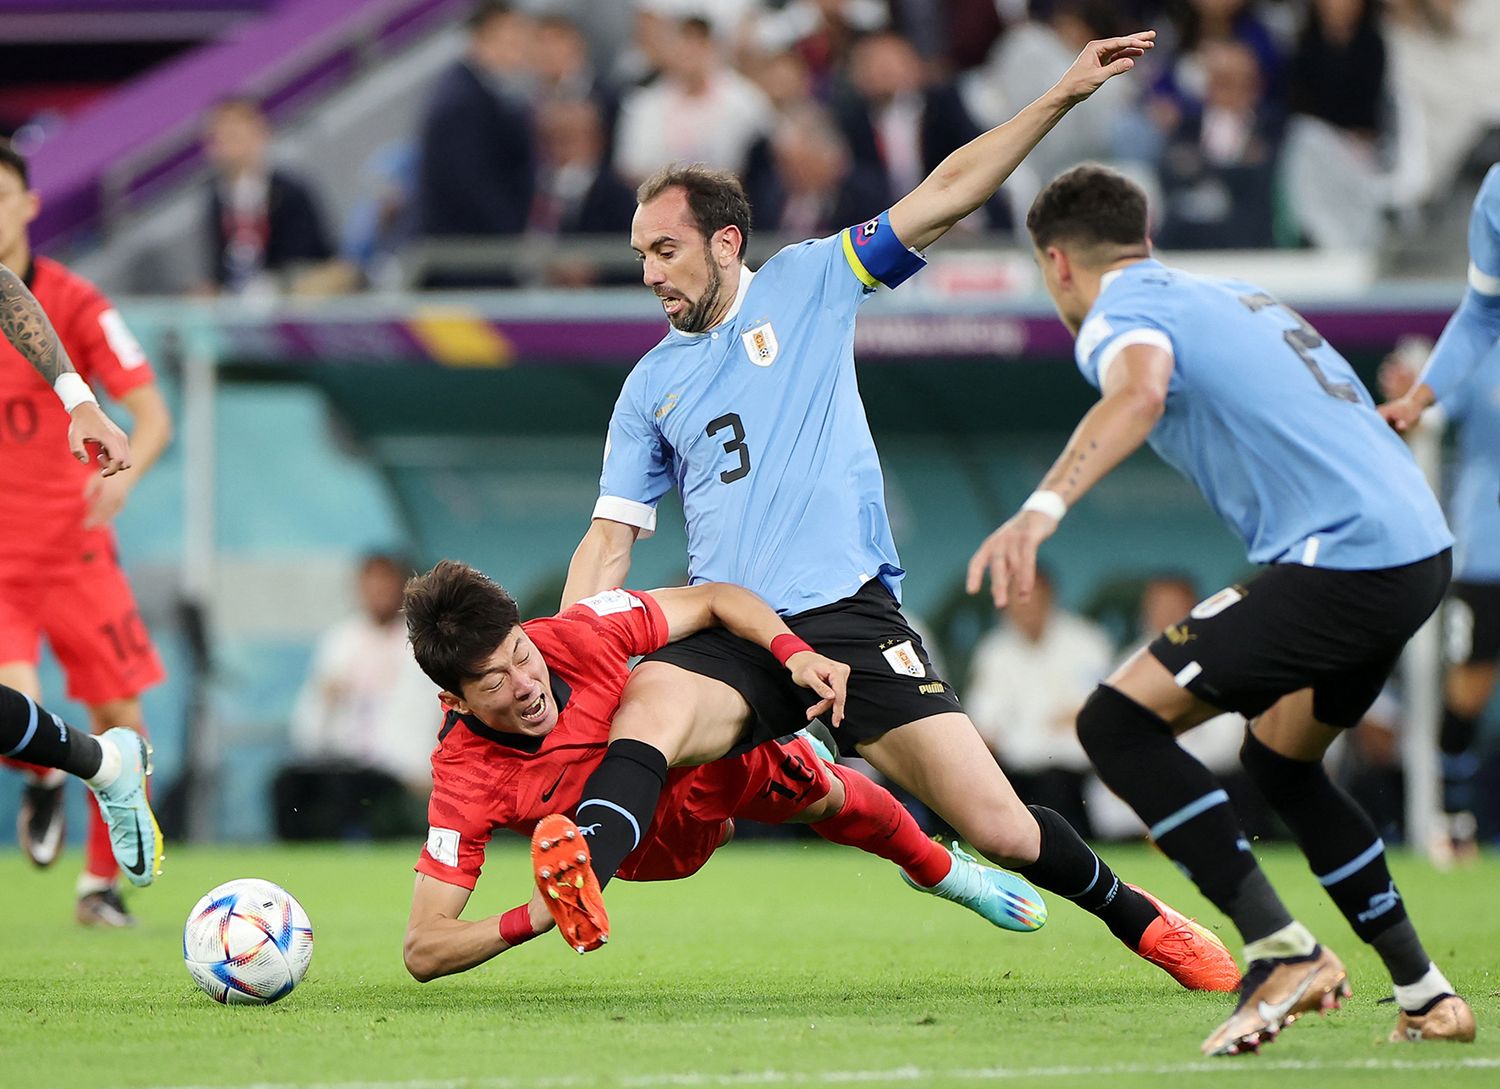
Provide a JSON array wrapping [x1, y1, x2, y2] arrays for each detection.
[[1076, 259, 1452, 570], [1444, 345, 1500, 582], [1420, 164, 1500, 402], [597, 211, 925, 614]]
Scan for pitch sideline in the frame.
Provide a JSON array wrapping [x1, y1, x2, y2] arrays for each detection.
[[120, 1055, 1500, 1089]]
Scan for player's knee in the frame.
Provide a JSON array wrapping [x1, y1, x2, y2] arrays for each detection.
[[1075, 684, 1156, 765]]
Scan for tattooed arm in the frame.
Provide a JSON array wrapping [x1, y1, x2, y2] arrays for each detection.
[[966, 343, 1173, 607], [0, 262, 131, 475]]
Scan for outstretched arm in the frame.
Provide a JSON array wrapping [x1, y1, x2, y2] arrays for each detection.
[[403, 874, 553, 981], [888, 32, 1154, 252], [1379, 288, 1500, 431], [967, 343, 1172, 607], [0, 262, 132, 475]]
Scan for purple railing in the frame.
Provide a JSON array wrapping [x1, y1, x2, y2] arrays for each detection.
[[27, 0, 466, 253]]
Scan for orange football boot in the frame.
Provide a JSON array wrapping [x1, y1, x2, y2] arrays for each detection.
[[532, 814, 609, 953], [1130, 884, 1242, 992]]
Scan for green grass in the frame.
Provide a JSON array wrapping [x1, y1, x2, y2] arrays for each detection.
[[0, 841, 1495, 1089]]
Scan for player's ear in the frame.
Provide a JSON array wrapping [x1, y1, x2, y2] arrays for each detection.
[[437, 690, 467, 715], [23, 189, 39, 226], [713, 225, 742, 267], [1047, 245, 1072, 286]]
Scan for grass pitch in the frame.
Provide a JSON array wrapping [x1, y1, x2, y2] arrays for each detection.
[[0, 840, 1495, 1089]]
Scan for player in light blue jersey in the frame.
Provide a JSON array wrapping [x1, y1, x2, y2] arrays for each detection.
[[968, 164, 1473, 1056], [1379, 166, 1500, 866], [546, 33, 1244, 994]]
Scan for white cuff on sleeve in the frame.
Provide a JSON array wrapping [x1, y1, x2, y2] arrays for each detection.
[[593, 495, 658, 538], [1469, 261, 1500, 297], [1096, 328, 1173, 390]]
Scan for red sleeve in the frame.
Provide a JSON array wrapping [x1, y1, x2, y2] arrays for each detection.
[[58, 281, 156, 399], [415, 765, 498, 891], [560, 588, 669, 658]]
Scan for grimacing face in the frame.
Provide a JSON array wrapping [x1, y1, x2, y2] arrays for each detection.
[[444, 626, 558, 737], [631, 188, 730, 333]]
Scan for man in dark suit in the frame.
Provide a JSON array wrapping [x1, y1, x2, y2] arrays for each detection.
[[532, 97, 637, 286], [202, 97, 333, 294], [834, 29, 1010, 230], [414, 0, 537, 284], [746, 104, 888, 238]]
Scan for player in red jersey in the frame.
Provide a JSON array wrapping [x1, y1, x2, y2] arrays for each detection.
[[400, 561, 1047, 977], [0, 143, 173, 926]]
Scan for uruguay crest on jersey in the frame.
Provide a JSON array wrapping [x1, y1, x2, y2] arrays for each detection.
[[740, 320, 778, 367]]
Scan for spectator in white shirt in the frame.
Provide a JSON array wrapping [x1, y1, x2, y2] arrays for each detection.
[[966, 567, 1114, 836], [613, 16, 772, 184], [272, 554, 441, 840]]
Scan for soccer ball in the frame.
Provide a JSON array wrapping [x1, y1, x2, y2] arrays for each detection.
[[183, 878, 314, 1005]]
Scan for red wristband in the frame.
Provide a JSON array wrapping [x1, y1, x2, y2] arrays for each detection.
[[499, 905, 537, 947], [770, 634, 814, 666]]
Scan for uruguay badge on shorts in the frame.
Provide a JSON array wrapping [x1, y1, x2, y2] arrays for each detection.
[[741, 320, 779, 367], [879, 637, 926, 678]]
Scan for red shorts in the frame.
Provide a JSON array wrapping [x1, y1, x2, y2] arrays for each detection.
[[617, 736, 831, 882], [0, 533, 164, 705]]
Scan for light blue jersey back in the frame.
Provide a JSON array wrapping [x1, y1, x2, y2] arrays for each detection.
[[1076, 259, 1452, 569], [597, 212, 925, 614], [1444, 346, 1500, 582]]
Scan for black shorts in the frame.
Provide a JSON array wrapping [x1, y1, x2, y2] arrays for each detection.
[[642, 580, 963, 754], [1148, 550, 1451, 728], [1446, 580, 1500, 666]]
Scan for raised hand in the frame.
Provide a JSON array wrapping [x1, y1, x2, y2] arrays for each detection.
[[1054, 31, 1157, 105]]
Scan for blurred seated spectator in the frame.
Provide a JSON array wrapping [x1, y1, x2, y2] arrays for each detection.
[[614, 17, 772, 184], [200, 96, 337, 296], [1085, 574, 1278, 841], [744, 0, 890, 93], [963, 1, 1142, 219], [835, 28, 1009, 230], [533, 13, 620, 158], [1156, 40, 1281, 249], [414, 0, 536, 281], [965, 567, 1113, 836], [746, 104, 886, 237], [531, 98, 638, 286], [1281, 0, 1393, 248], [271, 554, 440, 841], [1150, 0, 1283, 122]]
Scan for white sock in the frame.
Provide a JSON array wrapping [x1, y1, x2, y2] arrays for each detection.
[[1393, 964, 1455, 1012], [77, 872, 113, 896], [84, 734, 122, 790], [1244, 920, 1318, 962]]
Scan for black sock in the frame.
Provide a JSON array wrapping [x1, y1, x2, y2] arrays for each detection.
[[1240, 730, 1429, 981], [574, 738, 668, 889], [1076, 685, 1291, 943], [0, 684, 101, 778], [1439, 706, 1481, 815], [1016, 805, 1160, 947]]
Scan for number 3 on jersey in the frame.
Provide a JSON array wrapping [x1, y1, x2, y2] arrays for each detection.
[[705, 412, 751, 484]]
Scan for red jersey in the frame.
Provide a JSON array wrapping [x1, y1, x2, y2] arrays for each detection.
[[0, 256, 155, 549], [416, 588, 681, 890]]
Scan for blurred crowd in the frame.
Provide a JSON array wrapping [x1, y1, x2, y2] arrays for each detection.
[[197, 0, 1500, 295]]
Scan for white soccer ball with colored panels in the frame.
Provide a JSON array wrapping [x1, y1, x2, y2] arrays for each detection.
[[183, 878, 314, 1005]]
